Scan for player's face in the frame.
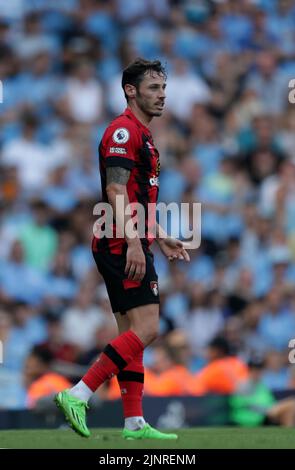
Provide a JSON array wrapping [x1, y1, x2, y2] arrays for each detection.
[[136, 72, 166, 117]]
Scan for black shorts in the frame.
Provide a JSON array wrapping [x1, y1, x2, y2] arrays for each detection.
[[92, 245, 160, 314]]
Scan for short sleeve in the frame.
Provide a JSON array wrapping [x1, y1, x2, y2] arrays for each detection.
[[103, 123, 141, 170]]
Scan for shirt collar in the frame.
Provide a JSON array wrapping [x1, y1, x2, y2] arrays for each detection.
[[123, 107, 151, 135]]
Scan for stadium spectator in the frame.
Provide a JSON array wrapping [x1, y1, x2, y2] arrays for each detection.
[[19, 200, 58, 271], [186, 336, 249, 395], [61, 283, 108, 351], [24, 345, 71, 408], [230, 357, 295, 427]]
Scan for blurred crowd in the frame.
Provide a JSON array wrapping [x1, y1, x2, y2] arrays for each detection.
[[1, 0, 295, 410]]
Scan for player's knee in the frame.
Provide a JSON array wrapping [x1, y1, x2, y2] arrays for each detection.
[[132, 323, 158, 346], [129, 304, 159, 346], [143, 327, 158, 346]]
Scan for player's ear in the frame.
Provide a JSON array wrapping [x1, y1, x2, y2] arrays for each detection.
[[125, 84, 136, 99]]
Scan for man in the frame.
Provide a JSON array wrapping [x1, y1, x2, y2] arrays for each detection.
[[55, 58, 190, 440], [25, 346, 71, 409], [230, 357, 295, 427], [186, 337, 249, 395]]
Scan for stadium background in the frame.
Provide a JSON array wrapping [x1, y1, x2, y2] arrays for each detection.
[[0, 0, 295, 429]]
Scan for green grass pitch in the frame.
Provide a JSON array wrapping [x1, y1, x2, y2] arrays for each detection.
[[0, 427, 293, 449]]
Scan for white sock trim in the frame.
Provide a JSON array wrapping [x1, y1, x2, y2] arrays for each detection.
[[124, 416, 146, 431], [69, 380, 93, 402]]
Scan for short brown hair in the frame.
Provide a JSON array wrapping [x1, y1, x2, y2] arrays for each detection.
[[121, 57, 167, 100]]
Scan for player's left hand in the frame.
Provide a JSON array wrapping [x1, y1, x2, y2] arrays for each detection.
[[157, 237, 191, 262]]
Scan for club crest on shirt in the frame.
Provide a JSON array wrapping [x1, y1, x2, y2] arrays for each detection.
[[149, 176, 159, 186], [150, 281, 158, 296], [112, 127, 129, 144]]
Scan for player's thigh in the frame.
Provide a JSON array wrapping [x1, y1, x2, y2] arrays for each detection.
[[114, 312, 130, 334]]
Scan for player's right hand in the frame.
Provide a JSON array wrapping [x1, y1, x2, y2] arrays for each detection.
[[125, 240, 146, 281]]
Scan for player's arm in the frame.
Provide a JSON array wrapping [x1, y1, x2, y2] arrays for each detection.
[[155, 222, 190, 262], [106, 167, 146, 281]]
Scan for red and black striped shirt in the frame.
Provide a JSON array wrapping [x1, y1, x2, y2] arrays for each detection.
[[93, 108, 160, 254]]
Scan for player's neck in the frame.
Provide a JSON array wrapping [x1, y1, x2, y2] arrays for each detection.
[[127, 103, 152, 128]]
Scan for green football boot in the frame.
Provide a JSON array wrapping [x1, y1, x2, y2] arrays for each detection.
[[122, 423, 178, 440], [54, 390, 90, 438]]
